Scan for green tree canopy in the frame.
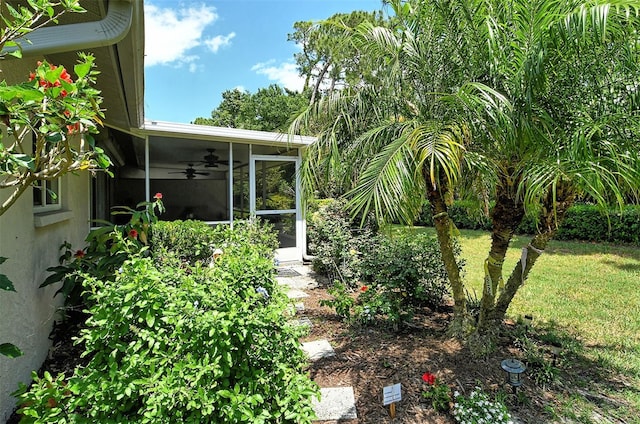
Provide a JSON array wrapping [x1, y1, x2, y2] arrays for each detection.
[[288, 9, 385, 103], [194, 85, 309, 133]]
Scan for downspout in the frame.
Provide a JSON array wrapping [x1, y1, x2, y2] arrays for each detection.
[[3, 0, 133, 57]]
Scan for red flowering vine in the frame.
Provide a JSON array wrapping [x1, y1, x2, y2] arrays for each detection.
[[128, 229, 138, 239], [360, 285, 368, 292], [153, 192, 163, 200]]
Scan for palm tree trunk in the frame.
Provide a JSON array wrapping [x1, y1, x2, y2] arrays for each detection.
[[488, 181, 575, 325], [489, 231, 550, 323], [426, 183, 469, 335], [476, 182, 525, 333]]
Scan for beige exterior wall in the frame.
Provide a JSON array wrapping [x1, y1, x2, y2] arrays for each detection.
[[0, 57, 92, 422], [0, 171, 90, 422]]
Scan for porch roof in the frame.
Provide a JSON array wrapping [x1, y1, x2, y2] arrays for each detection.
[[139, 120, 317, 148]]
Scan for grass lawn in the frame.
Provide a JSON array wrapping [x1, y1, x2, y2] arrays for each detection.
[[398, 226, 640, 422]]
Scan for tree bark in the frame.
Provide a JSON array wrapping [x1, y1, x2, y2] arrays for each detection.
[[476, 177, 525, 333], [426, 182, 470, 334], [489, 231, 550, 323], [0, 175, 36, 217], [488, 181, 575, 325]]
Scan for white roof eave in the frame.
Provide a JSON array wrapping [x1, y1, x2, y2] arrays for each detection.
[[138, 120, 317, 147]]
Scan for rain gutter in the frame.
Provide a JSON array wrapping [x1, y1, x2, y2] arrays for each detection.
[[3, 0, 133, 57]]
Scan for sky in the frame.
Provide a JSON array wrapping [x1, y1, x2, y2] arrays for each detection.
[[143, 0, 384, 124]]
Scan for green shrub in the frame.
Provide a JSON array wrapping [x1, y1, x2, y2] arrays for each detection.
[[41, 197, 165, 308], [15, 254, 318, 423], [306, 198, 377, 286], [418, 200, 640, 244], [318, 231, 457, 328], [356, 232, 456, 325], [152, 218, 279, 267], [319, 281, 356, 321], [555, 204, 640, 244], [417, 200, 491, 230], [151, 219, 214, 264]]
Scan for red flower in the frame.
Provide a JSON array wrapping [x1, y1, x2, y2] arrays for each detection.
[[128, 229, 138, 239], [74, 249, 86, 259], [422, 372, 436, 385], [59, 68, 73, 83], [66, 122, 81, 134], [360, 286, 368, 292], [153, 192, 163, 200]]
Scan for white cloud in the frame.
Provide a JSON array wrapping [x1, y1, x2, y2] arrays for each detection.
[[233, 85, 247, 92], [251, 61, 305, 92], [204, 32, 236, 53], [144, 3, 229, 67]]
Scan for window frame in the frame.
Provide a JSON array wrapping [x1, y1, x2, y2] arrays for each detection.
[[33, 177, 62, 213]]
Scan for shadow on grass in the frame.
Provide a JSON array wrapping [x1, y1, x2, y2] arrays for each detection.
[[600, 259, 640, 273]]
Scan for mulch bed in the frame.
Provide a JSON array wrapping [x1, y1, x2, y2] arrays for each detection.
[[300, 281, 547, 423]]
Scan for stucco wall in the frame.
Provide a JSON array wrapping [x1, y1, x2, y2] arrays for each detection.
[[0, 170, 90, 422]]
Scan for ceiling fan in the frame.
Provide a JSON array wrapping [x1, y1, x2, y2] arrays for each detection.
[[192, 148, 239, 168], [168, 164, 210, 179]]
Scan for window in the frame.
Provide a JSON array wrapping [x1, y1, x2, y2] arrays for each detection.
[[33, 178, 61, 212], [31, 130, 62, 213]]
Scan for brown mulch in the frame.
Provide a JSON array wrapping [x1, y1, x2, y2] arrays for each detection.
[[299, 282, 547, 424]]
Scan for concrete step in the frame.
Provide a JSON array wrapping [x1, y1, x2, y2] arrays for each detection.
[[286, 288, 309, 299], [302, 339, 335, 361], [312, 387, 357, 421]]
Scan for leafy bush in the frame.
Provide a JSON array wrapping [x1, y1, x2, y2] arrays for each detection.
[[152, 218, 278, 267], [319, 282, 356, 321], [417, 200, 491, 230], [41, 196, 165, 308], [554, 204, 640, 244], [356, 232, 455, 324], [319, 231, 457, 327], [151, 219, 215, 264], [15, 254, 318, 423], [306, 198, 377, 286]]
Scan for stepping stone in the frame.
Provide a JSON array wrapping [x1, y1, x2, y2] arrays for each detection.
[[302, 339, 335, 361], [295, 302, 305, 313], [312, 387, 357, 420], [286, 288, 309, 299], [293, 317, 313, 328]]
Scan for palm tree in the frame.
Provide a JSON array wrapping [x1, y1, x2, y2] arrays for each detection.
[[470, 0, 640, 332], [291, 0, 640, 337]]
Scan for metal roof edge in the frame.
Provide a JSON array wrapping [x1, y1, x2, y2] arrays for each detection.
[[139, 120, 317, 146]]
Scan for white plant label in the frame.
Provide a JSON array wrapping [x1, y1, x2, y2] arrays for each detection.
[[383, 383, 402, 405]]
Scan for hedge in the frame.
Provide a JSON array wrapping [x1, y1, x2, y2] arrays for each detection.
[[417, 202, 640, 244]]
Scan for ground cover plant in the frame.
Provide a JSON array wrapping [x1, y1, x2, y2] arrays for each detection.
[[14, 213, 318, 423]]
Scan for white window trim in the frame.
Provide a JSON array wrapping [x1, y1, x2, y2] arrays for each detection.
[[33, 178, 62, 213]]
